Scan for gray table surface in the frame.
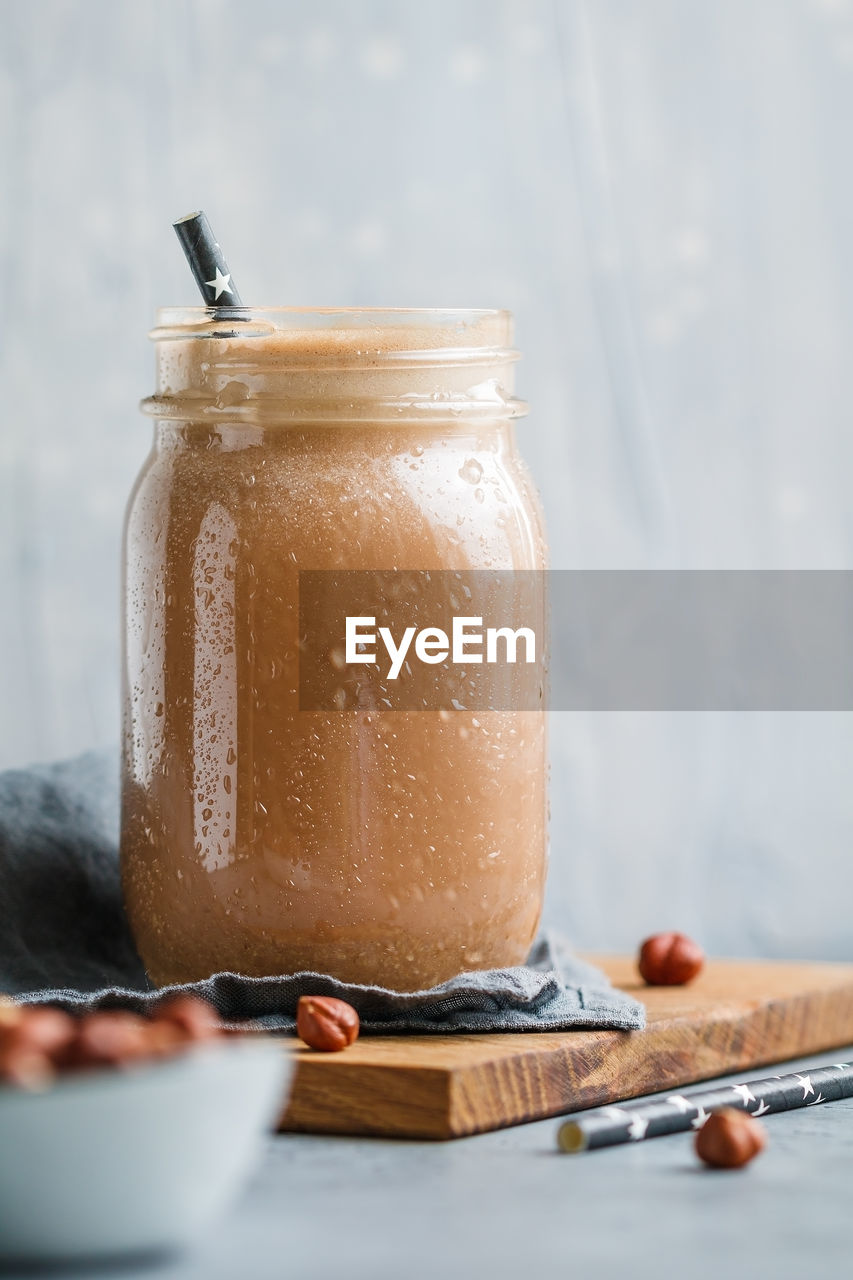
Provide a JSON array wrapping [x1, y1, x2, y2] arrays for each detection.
[[5, 1046, 852, 1280]]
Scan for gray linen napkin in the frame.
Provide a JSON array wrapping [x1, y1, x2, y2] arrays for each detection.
[[0, 752, 644, 1033]]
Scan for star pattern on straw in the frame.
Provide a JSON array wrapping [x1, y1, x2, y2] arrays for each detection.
[[666, 1095, 692, 1113], [806, 1092, 826, 1106], [751, 1099, 770, 1117], [731, 1083, 756, 1106], [691, 1106, 710, 1130], [795, 1074, 814, 1099], [205, 267, 234, 300], [628, 1115, 649, 1141]]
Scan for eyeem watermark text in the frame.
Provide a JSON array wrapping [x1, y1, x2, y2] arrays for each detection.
[[345, 616, 537, 680], [299, 569, 853, 711]]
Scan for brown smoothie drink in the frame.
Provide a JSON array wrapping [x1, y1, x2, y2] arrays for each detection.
[[121, 309, 548, 990]]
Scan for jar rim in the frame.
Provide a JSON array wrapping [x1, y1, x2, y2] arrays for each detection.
[[151, 306, 514, 352], [145, 307, 525, 422], [154, 305, 510, 321]]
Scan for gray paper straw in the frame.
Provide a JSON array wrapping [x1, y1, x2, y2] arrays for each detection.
[[173, 210, 243, 309], [557, 1061, 853, 1152]]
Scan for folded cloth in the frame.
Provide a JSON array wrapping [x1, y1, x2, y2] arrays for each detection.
[[0, 752, 645, 1034]]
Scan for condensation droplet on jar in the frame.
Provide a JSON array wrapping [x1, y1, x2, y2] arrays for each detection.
[[458, 458, 483, 485]]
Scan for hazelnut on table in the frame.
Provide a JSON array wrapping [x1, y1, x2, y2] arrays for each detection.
[[696, 1108, 767, 1168]]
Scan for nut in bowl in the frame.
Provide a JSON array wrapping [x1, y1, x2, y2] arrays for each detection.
[[0, 1025, 291, 1262]]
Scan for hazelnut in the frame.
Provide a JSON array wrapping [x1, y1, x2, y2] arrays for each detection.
[[0, 996, 23, 1034], [0, 1005, 74, 1085], [65, 1011, 153, 1069], [0, 1044, 55, 1090], [296, 996, 360, 1052], [695, 1108, 767, 1168], [638, 932, 704, 985], [152, 995, 221, 1043], [144, 1019, 187, 1058], [0, 1005, 75, 1060], [0, 998, 233, 1089]]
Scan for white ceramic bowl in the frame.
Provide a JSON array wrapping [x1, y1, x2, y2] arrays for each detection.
[[0, 1038, 291, 1262]]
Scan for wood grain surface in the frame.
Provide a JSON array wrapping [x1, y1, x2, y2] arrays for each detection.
[[278, 956, 853, 1139]]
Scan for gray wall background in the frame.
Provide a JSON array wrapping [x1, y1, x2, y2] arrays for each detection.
[[1, 0, 851, 959]]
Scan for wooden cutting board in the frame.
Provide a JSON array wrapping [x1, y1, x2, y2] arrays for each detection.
[[277, 956, 853, 1140]]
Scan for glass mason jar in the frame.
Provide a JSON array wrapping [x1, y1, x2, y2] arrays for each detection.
[[121, 308, 548, 990]]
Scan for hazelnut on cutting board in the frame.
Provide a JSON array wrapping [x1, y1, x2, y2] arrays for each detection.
[[638, 932, 704, 985], [296, 996, 360, 1052]]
